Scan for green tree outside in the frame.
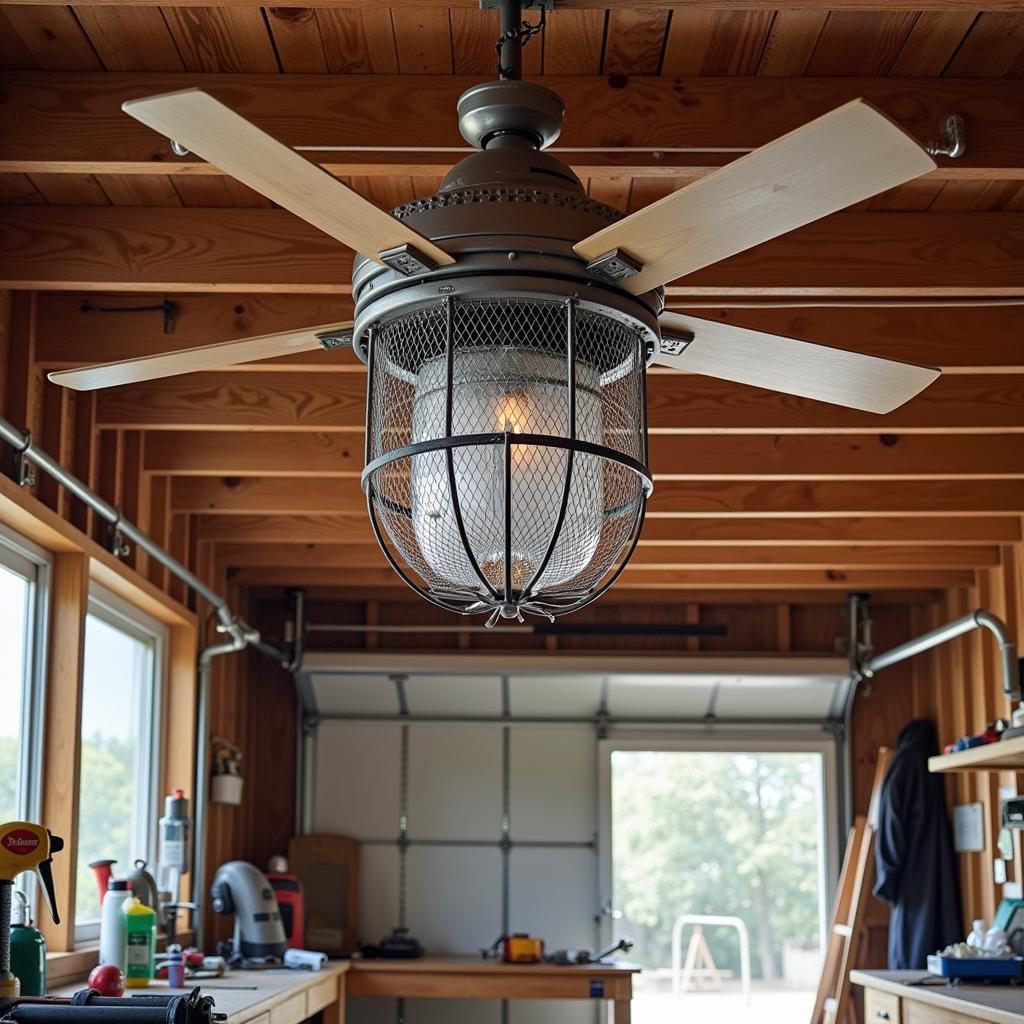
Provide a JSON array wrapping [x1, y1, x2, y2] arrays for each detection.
[[612, 751, 823, 980]]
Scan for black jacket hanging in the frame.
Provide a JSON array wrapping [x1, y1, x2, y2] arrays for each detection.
[[873, 719, 963, 969]]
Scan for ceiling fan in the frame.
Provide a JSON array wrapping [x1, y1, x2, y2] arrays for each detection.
[[52, 1, 940, 625]]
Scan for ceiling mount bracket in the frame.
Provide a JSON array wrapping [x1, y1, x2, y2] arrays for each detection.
[[169, 140, 190, 157], [924, 114, 966, 160], [315, 327, 354, 351], [659, 331, 694, 357], [378, 244, 440, 277], [585, 248, 644, 284]]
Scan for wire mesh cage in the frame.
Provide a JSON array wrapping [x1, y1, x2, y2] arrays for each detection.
[[362, 296, 653, 622]]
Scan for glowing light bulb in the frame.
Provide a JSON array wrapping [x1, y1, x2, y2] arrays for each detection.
[[410, 347, 603, 594]]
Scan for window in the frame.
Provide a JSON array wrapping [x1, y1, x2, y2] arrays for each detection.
[[75, 588, 165, 942], [0, 525, 49, 826]]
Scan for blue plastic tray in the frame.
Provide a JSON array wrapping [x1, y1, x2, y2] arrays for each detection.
[[927, 954, 1024, 981]]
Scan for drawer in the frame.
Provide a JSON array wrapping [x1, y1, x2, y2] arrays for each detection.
[[269, 992, 307, 1024], [865, 987, 902, 1024], [905, 1000, 979, 1024], [306, 975, 338, 1016]]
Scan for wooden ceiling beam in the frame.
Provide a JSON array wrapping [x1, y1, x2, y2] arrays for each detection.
[[223, 565, 976, 590], [35, 293, 1024, 375], [213, 540, 998, 570], [6, 208, 1022, 295], [172, 475, 1024, 515], [97, 371, 1024, 433], [196, 513, 1023, 547], [3, 73, 1020, 180], [143, 430, 1024, 480], [3, 1, 1021, 9]]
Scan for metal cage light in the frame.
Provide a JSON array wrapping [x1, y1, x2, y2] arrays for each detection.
[[361, 295, 653, 623]]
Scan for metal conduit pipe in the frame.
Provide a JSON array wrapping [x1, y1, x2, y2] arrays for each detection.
[[0, 414, 297, 950], [0, 417, 249, 640], [859, 609, 1022, 703]]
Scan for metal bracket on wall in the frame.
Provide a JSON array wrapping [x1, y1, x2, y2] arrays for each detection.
[[80, 298, 179, 335], [11, 428, 35, 488], [107, 516, 132, 559], [925, 114, 967, 160]]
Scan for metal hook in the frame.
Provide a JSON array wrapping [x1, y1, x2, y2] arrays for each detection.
[[925, 114, 966, 160]]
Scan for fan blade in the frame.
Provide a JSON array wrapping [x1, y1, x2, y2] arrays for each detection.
[[656, 311, 939, 414], [574, 100, 935, 295], [48, 322, 354, 391], [122, 90, 454, 268]]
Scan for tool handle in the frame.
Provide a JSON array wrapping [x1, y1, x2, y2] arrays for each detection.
[[34, 832, 63, 926]]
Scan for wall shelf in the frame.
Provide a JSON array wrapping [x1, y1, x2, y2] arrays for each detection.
[[929, 735, 1024, 774]]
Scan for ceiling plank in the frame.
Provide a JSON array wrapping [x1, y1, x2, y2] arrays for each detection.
[[4, 207, 1022, 294], [159, 7, 280, 72], [142, 430, 1024, 480], [171, 475, 1024, 516], [34, 294, 1024, 374], [4, 0, 1021, 10], [662, 10, 776, 75], [0, 6, 102, 69], [72, 6, 186, 72], [223, 565, 976, 592], [94, 371, 1024, 433], [196, 513, 1023, 546], [212, 540, 1000, 570], [3, 73, 1020, 181]]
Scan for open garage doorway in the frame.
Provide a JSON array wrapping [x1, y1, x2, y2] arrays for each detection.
[[601, 739, 839, 1024]]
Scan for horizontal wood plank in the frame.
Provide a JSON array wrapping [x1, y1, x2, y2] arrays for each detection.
[[195, 513, 1023, 547], [96, 371, 1024, 433], [3, 73, 1021, 180], [6, 0, 1024, 8], [172, 476, 1024, 516], [225, 564, 977, 590], [35, 293, 1024, 374], [5, 207, 1022, 295], [144, 430, 1024, 479], [212, 540, 1000, 570]]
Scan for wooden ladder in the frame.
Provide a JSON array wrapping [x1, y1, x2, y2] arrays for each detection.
[[811, 746, 892, 1024]]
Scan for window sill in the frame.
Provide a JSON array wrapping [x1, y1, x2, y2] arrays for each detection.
[[46, 931, 195, 990]]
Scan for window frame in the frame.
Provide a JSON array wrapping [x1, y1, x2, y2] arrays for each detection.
[[0, 522, 51, 825], [74, 584, 167, 945]]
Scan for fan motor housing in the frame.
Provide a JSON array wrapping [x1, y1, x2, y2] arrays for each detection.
[[350, 144, 665, 362]]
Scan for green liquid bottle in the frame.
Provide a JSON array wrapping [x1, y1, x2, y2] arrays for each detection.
[[10, 892, 46, 997], [122, 896, 156, 988]]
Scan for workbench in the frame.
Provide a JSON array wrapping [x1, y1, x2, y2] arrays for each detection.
[[347, 956, 639, 1023], [50, 956, 638, 1023], [852, 969, 1024, 1024]]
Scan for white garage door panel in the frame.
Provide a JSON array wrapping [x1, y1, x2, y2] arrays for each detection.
[[406, 674, 502, 715], [411, 1000, 501, 1024], [607, 677, 713, 718], [406, 846, 501, 953], [714, 681, 839, 719], [315, 723, 400, 837], [509, 848, 598, 952], [408, 726, 501, 839], [509, 1000, 595, 1024], [358, 845, 399, 948], [510, 727, 596, 842], [312, 673, 399, 714], [508, 674, 602, 717]]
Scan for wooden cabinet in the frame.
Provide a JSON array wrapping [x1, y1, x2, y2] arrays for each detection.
[[865, 987, 902, 1024], [904, 1001, 982, 1024]]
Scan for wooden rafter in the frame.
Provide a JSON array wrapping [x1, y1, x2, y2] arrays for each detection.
[[35, 294, 1024, 375], [2, 73, 1022, 181], [141, 430, 1024, 480], [169, 475, 1024, 515], [3, 208, 1023, 294], [92, 370, 1024, 433]]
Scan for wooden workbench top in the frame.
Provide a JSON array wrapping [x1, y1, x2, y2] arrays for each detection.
[[349, 955, 641, 975], [852, 969, 1024, 1023], [51, 962, 347, 1024]]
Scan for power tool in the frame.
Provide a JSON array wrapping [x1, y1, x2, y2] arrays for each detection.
[[0, 823, 63, 999]]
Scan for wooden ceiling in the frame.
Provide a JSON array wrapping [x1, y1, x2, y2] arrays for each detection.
[[1, 1, 1022, 614]]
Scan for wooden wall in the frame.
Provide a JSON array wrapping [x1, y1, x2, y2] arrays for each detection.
[[1, 285, 1021, 961]]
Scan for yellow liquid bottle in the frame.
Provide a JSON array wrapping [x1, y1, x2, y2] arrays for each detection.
[[122, 896, 156, 988]]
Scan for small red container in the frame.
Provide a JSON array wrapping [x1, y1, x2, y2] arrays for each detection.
[[268, 871, 305, 950]]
